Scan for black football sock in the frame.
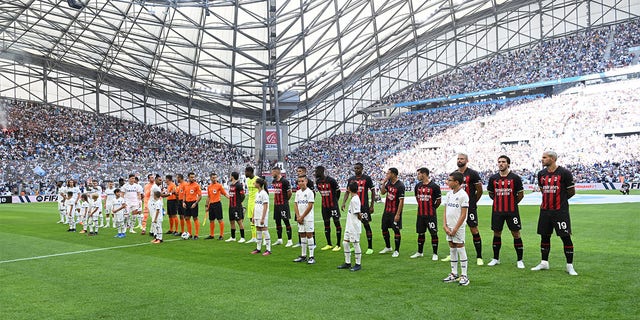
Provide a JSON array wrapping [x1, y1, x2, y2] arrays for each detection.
[[430, 231, 439, 255], [492, 236, 502, 260], [363, 221, 373, 249], [472, 232, 482, 258], [324, 220, 332, 246], [561, 236, 574, 264], [382, 230, 391, 248], [417, 233, 425, 253], [514, 237, 524, 261], [541, 234, 551, 261]]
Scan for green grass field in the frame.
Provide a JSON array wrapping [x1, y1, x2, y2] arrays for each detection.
[[1, 192, 639, 319]]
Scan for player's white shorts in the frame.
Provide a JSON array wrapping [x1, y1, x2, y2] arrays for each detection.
[[445, 226, 466, 244], [127, 203, 141, 213], [254, 216, 268, 228], [58, 202, 65, 211], [343, 231, 360, 242], [297, 218, 314, 233], [105, 201, 114, 213], [114, 210, 126, 222]]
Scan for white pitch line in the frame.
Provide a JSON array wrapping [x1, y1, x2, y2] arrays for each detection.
[[0, 238, 181, 264]]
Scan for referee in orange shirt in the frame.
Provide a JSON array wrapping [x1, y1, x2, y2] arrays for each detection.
[[182, 172, 202, 239], [165, 175, 179, 235], [205, 173, 229, 240]]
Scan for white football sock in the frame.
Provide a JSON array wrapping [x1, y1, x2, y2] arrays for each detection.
[[458, 247, 468, 276]]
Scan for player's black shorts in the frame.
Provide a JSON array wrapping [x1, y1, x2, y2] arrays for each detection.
[[416, 215, 437, 234], [229, 206, 244, 221], [208, 202, 223, 220], [537, 209, 571, 237], [167, 199, 178, 216], [360, 205, 372, 222], [492, 211, 522, 232], [382, 211, 402, 229], [183, 201, 199, 218], [177, 200, 185, 216], [322, 207, 340, 220], [466, 207, 479, 227], [273, 204, 291, 220]]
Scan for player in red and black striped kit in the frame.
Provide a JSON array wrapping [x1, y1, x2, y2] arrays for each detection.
[[411, 167, 441, 260], [531, 151, 578, 275], [271, 167, 293, 247], [341, 163, 376, 255], [486, 155, 525, 268], [444, 153, 484, 265], [225, 171, 246, 242], [379, 167, 405, 257], [314, 166, 342, 251]]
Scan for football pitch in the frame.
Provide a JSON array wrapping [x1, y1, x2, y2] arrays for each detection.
[[1, 192, 638, 319]]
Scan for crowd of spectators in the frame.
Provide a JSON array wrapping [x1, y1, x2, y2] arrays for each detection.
[[288, 80, 640, 189], [2, 20, 640, 195], [0, 101, 252, 195], [380, 20, 639, 106]]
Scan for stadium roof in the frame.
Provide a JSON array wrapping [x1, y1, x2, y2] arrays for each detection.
[[0, 0, 520, 121]]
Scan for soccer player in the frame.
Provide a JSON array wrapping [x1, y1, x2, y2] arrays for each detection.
[[250, 178, 272, 255], [79, 193, 90, 234], [226, 171, 246, 243], [412, 167, 442, 260], [293, 175, 316, 264], [486, 155, 525, 268], [140, 174, 155, 235], [271, 167, 293, 247], [104, 181, 116, 228], [176, 173, 187, 236], [338, 181, 363, 271], [531, 151, 578, 276], [67, 179, 81, 224], [442, 153, 484, 265], [164, 175, 179, 235], [314, 166, 342, 251], [150, 190, 164, 244], [293, 166, 314, 248], [123, 174, 143, 234], [244, 166, 259, 244], [112, 189, 128, 238], [88, 193, 102, 235], [183, 172, 202, 239], [443, 171, 470, 286], [88, 180, 105, 227], [56, 180, 67, 224], [205, 173, 228, 240], [65, 190, 77, 232], [342, 162, 376, 255], [379, 168, 405, 257]]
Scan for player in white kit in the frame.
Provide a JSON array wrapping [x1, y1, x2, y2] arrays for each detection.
[[103, 181, 116, 228], [150, 190, 164, 244], [293, 176, 316, 264], [88, 193, 102, 235], [338, 182, 363, 271], [56, 181, 67, 224], [112, 189, 128, 238], [122, 174, 143, 234], [442, 172, 470, 286], [250, 178, 272, 256], [79, 193, 91, 234]]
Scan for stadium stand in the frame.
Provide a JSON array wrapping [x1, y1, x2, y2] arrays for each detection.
[[2, 20, 640, 194], [0, 101, 251, 195]]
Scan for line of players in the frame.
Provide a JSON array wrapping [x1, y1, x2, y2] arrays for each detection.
[[54, 150, 578, 281]]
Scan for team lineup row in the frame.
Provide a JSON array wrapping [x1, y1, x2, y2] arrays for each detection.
[[55, 151, 578, 284]]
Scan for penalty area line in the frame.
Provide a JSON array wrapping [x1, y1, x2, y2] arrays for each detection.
[[0, 238, 181, 264]]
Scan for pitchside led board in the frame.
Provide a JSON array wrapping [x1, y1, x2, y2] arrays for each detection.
[[255, 125, 289, 160]]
